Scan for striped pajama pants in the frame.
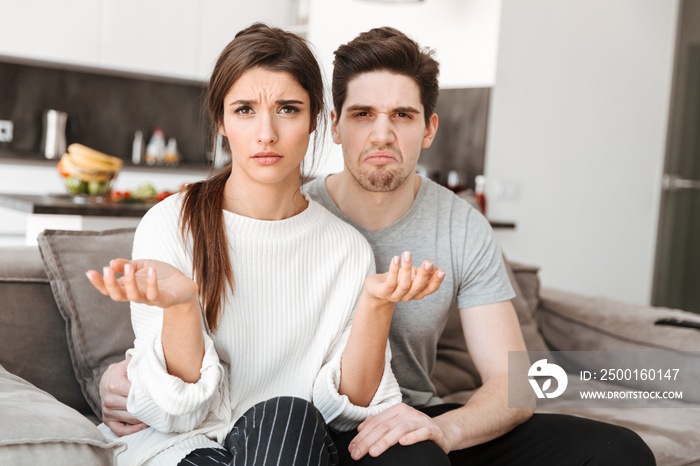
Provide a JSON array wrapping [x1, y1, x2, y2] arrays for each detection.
[[178, 397, 338, 466]]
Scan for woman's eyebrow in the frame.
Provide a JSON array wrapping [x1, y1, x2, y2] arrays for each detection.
[[227, 99, 306, 106], [276, 99, 306, 105], [229, 99, 255, 106]]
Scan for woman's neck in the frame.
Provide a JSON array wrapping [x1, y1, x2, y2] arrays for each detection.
[[222, 170, 308, 220]]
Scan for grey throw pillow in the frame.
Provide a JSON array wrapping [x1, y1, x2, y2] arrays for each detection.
[[37, 228, 136, 418], [0, 364, 123, 465]]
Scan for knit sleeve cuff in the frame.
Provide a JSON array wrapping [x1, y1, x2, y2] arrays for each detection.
[[126, 331, 226, 433], [312, 345, 402, 432]]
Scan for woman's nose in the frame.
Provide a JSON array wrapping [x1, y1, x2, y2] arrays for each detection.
[[257, 113, 278, 144]]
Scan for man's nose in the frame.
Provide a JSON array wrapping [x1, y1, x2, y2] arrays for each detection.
[[369, 115, 395, 146], [257, 113, 278, 145]]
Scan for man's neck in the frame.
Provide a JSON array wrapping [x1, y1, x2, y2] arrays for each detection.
[[326, 171, 421, 232]]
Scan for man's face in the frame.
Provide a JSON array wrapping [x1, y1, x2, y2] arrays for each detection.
[[331, 71, 437, 192]]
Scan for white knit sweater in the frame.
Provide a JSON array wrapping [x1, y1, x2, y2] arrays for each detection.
[[98, 193, 402, 466]]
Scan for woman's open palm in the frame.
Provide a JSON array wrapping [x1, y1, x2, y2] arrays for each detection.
[[87, 258, 199, 310], [364, 251, 445, 303]]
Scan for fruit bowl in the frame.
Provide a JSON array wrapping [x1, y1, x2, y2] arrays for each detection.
[[61, 167, 120, 198], [57, 144, 123, 200]]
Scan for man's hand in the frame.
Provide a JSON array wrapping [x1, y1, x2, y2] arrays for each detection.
[[99, 357, 148, 436], [349, 403, 452, 460], [364, 252, 445, 304]]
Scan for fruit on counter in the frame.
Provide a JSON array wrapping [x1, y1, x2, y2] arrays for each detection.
[[57, 144, 123, 196], [60, 143, 123, 176], [130, 183, 158, 199], [111, 186, 175, 202], [64, 176, 88, 195]]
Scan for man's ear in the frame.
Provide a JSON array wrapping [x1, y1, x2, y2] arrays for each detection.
[[330, 109, 342, 145], [421, 113, 439, 149]]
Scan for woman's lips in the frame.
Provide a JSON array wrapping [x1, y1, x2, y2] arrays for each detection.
[[252, 152, 283, 165]]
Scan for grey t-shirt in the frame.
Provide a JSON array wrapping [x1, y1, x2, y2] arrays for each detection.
[[304, 176, 515, 407]]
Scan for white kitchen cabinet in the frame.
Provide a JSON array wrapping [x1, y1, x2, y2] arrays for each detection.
[[0, 0, 101, 67], [196, 0, 290, 79], [100, 0, 200, 79], [1, 0, 307, 80]]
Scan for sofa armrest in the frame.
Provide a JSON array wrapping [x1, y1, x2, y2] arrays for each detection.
[[538, 288, 700, 353]]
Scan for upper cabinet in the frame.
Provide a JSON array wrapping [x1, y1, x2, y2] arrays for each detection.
[[0, 0, 300, 81], [100, 0, 200, 79], [0, 0, 102, 66], [196, 0, 287, 80]]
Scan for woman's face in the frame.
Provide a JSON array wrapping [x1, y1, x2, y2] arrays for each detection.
[[219, 67, 312, 188]]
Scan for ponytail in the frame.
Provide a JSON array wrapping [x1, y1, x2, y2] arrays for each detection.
[[180, 165, 233, 332]]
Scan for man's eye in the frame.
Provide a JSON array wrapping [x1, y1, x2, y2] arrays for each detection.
[[280, 106, 300, 114], [396, 112, 411, 119], [234, 106, 252, 115], [354, 112, 369, 118]]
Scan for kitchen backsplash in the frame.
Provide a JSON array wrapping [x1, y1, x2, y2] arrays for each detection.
[[0, 57, 208, 165]]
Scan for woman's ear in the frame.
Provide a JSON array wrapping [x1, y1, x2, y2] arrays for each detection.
[[218, 123, 226, 137]]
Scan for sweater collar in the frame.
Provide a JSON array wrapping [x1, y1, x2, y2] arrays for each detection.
[[222, 193, 322, 239]]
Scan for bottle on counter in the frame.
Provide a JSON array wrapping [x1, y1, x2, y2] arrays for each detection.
[[132, 130, 144, 165], [145, 127, 166, 166], [164, 137, 179, 166], [474, 175, 487, 215]]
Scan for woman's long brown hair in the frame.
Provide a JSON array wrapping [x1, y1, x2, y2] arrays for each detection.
[[180, 23, 325, 332]]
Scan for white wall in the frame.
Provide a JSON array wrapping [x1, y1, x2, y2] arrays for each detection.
[[485, 0, 678, 304], [305, 0, 502, 175]]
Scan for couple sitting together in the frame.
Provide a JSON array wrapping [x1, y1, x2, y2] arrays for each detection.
[[87, 23, 655, 466]]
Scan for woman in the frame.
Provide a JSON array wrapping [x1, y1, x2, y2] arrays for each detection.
[[87, 24, 444, 466]]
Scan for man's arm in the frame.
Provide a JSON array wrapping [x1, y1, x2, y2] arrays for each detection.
[[347, 300, 534, 459], [99, 357, 148, 436]]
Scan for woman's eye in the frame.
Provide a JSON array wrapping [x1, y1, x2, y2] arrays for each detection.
[[280, 105, 300, 114], [234, 106, 252, 115]]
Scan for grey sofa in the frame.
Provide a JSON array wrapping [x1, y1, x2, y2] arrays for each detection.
[[1, 228, 699, 465]]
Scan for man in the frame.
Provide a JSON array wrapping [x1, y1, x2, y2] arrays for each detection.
[[101, 27, 655, 465]]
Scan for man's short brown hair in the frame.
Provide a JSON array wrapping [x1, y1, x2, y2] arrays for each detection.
[[332, 27, 440, 125]]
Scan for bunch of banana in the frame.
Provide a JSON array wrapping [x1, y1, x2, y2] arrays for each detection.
[[58, 144, 123, 182]]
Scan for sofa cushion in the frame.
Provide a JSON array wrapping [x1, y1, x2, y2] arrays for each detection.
[[0, 246, 92, 415], [538, 288, 700, 401], [432, 258, 549, 397], [38, 228, 136, 418], [0, 363, 123, 465]]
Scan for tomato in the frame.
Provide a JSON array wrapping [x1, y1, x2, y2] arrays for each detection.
[[157, 191, 174, 202], [111, 190, 132, 201]]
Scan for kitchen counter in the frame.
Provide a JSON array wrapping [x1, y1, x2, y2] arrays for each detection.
[[0, 193, 157, 217], [0, 193, 158, 245]]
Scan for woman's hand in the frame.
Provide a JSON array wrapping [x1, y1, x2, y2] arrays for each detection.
[[86, 258, 199, 310], [363, 251, 445, 304]]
